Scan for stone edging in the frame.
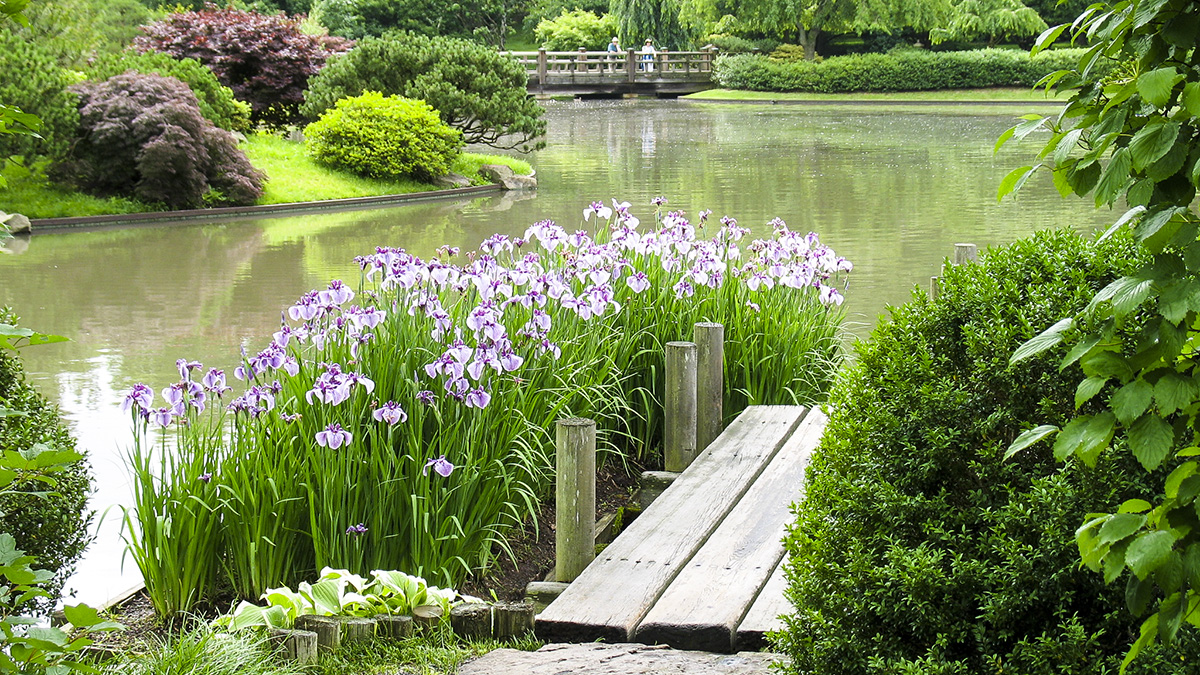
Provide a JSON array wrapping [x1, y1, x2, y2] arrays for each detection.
[[29, 184, 504, 232], [681, 96, 1059, 106]]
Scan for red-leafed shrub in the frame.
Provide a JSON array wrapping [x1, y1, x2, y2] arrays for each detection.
[[62, 72, 265, 209], [133, 4, 351, 127]]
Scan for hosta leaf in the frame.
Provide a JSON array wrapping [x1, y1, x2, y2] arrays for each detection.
[[1126, 530, 1175, 579], [1129, 413, 1175, 470]]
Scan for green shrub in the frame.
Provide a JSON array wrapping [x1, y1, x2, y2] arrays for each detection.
[[768, 43, 807, 62], [0, 26, 78, 160], [0, 308, 93, 612], [714, 47, 1110, 93], [706, 34, 776, 54], [301, 31, 546, 151], [775, 230, 1197, 675], [86, 51, 252, 132], [305, 92, 463, 182], [535, 10, 618, 51], [63, 72, 265, 209]]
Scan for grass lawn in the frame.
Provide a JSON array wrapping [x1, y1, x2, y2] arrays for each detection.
[[684, 87, 1070, 103], [0, 134, 533, 219]]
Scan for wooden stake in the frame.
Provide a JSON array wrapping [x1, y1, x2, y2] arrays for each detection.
[[953, 243, 978, 265], [665, 341, 698, 472], [694, 323, 724, 453], [451, 603, 493, 639], [556, 417, 596, 583], [374, 614, 413, 640], [267, 628, 317, 663], [294, 615, 340, 650], [492, 601, 535, 638], [413, 604, 444, 631]]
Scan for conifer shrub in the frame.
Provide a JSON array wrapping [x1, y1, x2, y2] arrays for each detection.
[[301, 31, 546, 151], [776, 230, 1197, 675], [133, 4, 351, 127], [0, 308, 93, 612], [0, 27, 78, 160], [87, 50, 252, 132], [304, 91, 463, 182], [62, 72, 265, 209]]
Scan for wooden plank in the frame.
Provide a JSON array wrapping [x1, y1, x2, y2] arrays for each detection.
[[736, 556, 791, 652], [634, 409, 826, 652], [535, 406, 808, 643]]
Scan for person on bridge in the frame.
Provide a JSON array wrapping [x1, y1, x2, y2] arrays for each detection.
[[640, 38, 656, 73], [606, 36, 620, 72]]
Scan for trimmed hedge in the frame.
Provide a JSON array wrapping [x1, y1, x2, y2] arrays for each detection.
[[0, 308, 93, 612], [86, 50, 252, 132], [713, 47, 1110, 93], [775, 230, 1197, 675], [305, 92, 462, 181]]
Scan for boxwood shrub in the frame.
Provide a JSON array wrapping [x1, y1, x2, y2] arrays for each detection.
[[776, 230, 1198, 675], [713, 47, 1110, 93], [0, 309, 93, 612], [304, 91, 463, 182]]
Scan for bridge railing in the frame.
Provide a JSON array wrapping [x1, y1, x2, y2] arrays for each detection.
[[505, 49, 717, 86]]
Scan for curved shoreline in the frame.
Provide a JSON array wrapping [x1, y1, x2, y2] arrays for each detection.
[[29, 184, 504, 232]]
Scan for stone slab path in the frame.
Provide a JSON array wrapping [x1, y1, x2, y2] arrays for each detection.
[[457, 643, 782, 675]]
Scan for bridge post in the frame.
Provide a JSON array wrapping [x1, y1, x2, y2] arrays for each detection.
[[626, 49, 636, 83], [665, 341, 698, 472], [556, 417, 596, 583], [537, 48, 548, 92], [577, 47, 586, 74], [694, 322, 724, 453], [659, 48, 667, 75]]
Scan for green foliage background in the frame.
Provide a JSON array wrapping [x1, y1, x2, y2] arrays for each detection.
[[0, 26, 77, 161]]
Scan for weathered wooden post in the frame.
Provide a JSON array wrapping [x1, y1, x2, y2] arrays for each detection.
[[931, 243, 976, 299], [537, 48, 548, 91], [665, 341, 698, 472], [577, 47, 586, 74], [626, 49, 636, 83], [954, 243, 978, 265], [694, 323, 724, 453], [556, 417, 596, 582]]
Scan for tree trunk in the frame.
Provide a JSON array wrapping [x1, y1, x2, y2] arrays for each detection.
[[798, 27, 821, 61]]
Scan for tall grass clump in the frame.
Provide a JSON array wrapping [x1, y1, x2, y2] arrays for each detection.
[[121, 199, 850, 616]]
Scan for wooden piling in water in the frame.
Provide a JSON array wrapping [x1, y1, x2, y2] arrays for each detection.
[[665, 341, 698, 472], [932, 243, 976, 299], [556, 417, 596, 583], [694, 323, 724, 453]]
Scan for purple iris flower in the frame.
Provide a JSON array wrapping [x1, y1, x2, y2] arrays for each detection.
[[416, 390, 436, 406], [625, 271, 650, 293], [198, 473, 212, 483], [151, 407, 175, 428], [201, 369, 231, 396], [372, 401, 407, 426], [464, 388, 491, 409], [424, 455, 455, 477], [121, 383, 155, 413], [651, 196, 667, 207], [315, 423, 352, 449], [176, 359, 202, 380], [345, 523, 368, 535]]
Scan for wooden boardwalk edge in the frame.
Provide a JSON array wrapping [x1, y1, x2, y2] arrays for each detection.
[[535, 406, 809, 644]]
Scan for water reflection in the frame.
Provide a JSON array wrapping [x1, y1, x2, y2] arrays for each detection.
[[0, 99, 1113, 607]]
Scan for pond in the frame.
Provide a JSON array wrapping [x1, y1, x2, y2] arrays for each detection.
[[0, 99, 1114, 607]]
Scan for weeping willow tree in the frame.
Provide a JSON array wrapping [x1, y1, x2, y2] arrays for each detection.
[[609, 0, 690, 50], [929, 0, 1046, 46]]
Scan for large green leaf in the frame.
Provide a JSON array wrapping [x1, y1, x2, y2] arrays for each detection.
[[1154, 372, 1198, 415], [1076, 376, 1108, 408], [1126, 530, 1176, 579], [1129, 413, 1175, 470], [1183, 82, 1200, 118], [1011, 317, 1073, 364], [1099, 513, 1147, 545], [1078, 411, 1117, 466], [1005, 424, 1059, 459], [1137, 67, 1184, 108], [1128, 121, 1180, 171], [1095, 147, 1132, 205], [1112, 380, 1154, 425]]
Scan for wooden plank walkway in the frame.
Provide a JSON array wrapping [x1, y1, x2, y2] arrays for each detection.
[[536, 405, 826, 652]]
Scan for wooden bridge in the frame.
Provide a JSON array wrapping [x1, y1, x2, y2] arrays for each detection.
[[536, 405, 825, 652], [507, 49, 717, 97]]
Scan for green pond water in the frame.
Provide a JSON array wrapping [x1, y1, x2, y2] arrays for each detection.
[[0, 99, 1116, 606]]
